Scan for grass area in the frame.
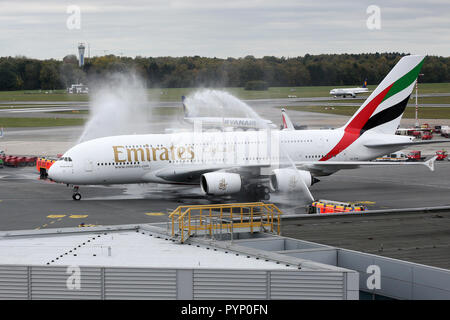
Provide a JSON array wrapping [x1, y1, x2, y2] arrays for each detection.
[[315, 95, 450, 105], [287, 106, 450, 119], [0, 117, 86, 127], [1, 83, 449, 102], [152, 86, 367, 101], [414, 83, 450, 94], [410, 96, 450, 104]]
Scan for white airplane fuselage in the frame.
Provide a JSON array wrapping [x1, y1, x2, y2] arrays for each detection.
[[49, 129, 410, 185]]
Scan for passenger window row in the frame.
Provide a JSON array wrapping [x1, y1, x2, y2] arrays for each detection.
[[97, 162, 140, 166]]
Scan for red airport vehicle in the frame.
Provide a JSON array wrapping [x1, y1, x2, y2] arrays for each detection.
[[16, 156, 27, 167], [1, 155, 38, 167], [436, 150, 448, 161], [5, 156, 19, 167], [421, 131, 433, 140], [25, 157, 37, 166], [407, 150, 426, 162]]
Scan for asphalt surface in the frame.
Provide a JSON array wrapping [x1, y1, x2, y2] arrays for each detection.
[[0, 161, 449, 232]]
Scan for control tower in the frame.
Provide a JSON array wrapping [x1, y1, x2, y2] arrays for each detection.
[[78, 43, 85, 67]]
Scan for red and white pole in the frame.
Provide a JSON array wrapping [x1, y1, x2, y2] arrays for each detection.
[[415, 80, 419, 127]]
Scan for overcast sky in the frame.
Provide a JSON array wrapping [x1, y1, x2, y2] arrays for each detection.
[[1, 0, 449, 60]]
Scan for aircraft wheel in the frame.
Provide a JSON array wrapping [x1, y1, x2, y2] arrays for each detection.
[[72, 193, 82, 201], [255, 185, 270, 200]]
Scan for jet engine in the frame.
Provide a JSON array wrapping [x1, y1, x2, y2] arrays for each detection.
[[200, 172, 242, 195], [270, 168, 318, 192]]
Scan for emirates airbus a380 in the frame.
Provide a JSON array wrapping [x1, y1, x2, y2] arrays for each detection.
[[49, 55, 444, 201]]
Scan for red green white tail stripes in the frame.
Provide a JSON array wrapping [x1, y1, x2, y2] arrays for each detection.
[[320, 55, 425, 161]]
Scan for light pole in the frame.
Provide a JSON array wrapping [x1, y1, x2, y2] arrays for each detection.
[[415, 73, 424, 128]]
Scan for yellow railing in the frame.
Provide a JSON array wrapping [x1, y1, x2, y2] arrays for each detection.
[[169, 202, 283, 243]]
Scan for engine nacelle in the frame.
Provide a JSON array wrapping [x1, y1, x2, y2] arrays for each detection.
[[270, 168, 315, 192], [200, 172, 242, 195]]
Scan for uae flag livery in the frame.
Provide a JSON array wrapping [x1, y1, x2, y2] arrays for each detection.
[[320, 55, 425, 161]]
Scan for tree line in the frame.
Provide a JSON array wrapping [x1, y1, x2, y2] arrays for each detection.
[[0, 53, 449, 91]]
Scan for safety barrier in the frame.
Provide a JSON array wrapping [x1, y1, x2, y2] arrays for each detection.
[[169, 202, 283, 243]]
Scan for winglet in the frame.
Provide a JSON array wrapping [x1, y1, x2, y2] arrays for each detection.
[[424, 156, 437, 172], [281, 108, 295, 130]]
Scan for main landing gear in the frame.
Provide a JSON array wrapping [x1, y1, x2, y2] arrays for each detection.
[[72, 186, 81, 201], [239, 184, 271, 201]]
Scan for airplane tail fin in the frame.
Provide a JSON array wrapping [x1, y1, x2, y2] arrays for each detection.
[[281, 108, 295, 130], [362, 78, 367, 88], [343, 55, 425, 136]]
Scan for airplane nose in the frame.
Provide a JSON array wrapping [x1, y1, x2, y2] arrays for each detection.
[[48, 164, 59, 181]]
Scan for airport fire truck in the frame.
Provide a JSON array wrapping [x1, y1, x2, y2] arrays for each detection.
[[407, 150, 426, 161], [307, 200, 366, 214], [436, 150, 448, 161], [36, 157, 58, 178]]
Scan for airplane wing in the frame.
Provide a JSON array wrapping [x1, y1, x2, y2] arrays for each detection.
[[152, 154, 438, 184], [364, 139, 450, 148], [151, 163, 267, 183], [296, 156, 437, 172]]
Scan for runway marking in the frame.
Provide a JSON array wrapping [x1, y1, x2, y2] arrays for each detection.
[[145, 212, 166, 216], [69, 215, 89, 218], [35, 214, 88, 230]]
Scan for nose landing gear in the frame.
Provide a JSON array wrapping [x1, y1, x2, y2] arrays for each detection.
[[72, 186, 81, 201]]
